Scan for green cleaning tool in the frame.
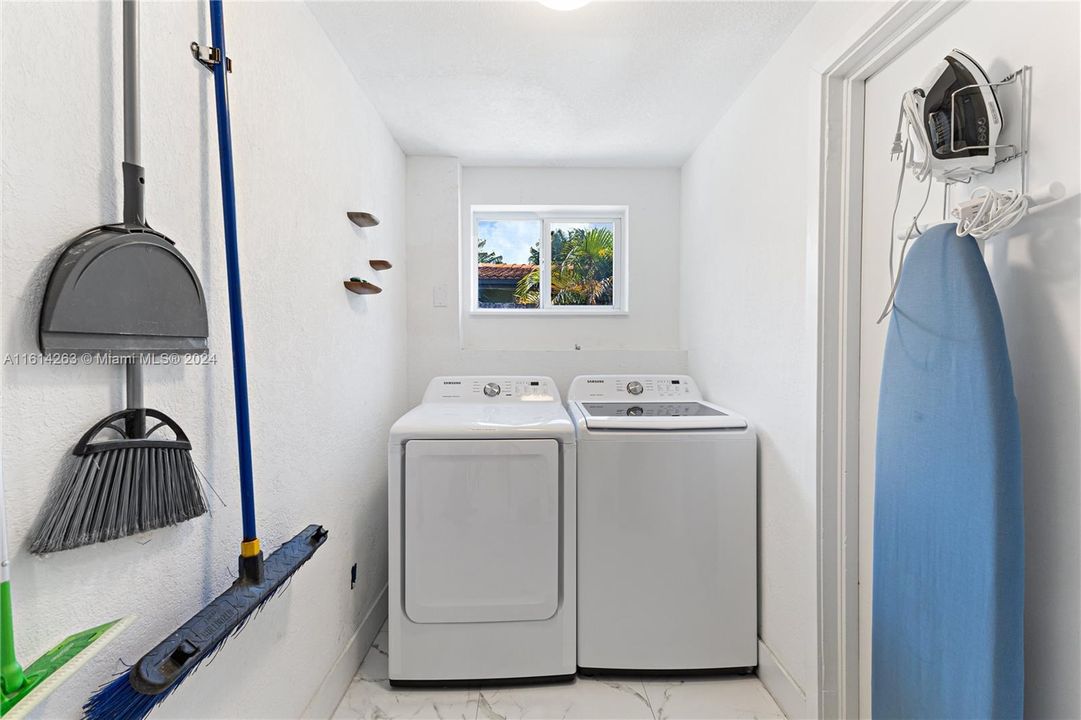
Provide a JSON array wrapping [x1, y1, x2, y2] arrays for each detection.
[[83, 2, 326, 718], [1, 456, 132, 718]]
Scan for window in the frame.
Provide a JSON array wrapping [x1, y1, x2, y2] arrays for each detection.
[[471, 206, 627, 314]]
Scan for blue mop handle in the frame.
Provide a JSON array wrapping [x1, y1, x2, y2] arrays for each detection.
[[209, 0, 257, 545]]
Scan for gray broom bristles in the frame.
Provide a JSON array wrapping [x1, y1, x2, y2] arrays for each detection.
[[30, 445, 208, 554]]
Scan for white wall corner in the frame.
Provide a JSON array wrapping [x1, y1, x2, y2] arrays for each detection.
[[759, 638, 810, 719], [301, 584, 389, 719]]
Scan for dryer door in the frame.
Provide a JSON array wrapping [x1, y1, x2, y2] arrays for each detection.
[[404, 439, 560, 623]]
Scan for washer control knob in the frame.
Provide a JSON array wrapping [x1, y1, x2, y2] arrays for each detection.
[[627, 380, 644, 396], [483, 382, 501, 397], [628, 406, 644, 416]]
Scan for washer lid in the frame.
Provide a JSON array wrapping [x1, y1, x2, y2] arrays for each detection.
[[576, 400, 747, 430]]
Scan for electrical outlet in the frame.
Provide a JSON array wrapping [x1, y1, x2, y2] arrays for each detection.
[[433, 284, 448, 307], [350, 563, 357, 589]]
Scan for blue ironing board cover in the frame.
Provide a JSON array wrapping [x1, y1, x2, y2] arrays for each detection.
[[873, 223, 1024, 718]]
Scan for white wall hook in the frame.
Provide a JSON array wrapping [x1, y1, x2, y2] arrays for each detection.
[[1026, 181, 1066, 207]]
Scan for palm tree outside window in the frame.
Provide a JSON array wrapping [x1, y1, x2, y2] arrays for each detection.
[[472, 208, 627, 313]]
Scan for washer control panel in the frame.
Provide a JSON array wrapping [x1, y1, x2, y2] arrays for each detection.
[[424, 376, 558, 402], [566, 375, 702, 402]]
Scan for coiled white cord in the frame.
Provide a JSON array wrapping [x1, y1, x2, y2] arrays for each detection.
[[952, 186, 1029, 239]]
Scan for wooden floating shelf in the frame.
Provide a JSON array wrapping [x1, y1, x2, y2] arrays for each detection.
[[347, 211, 380, 228], [369, 259, 393, 271], [344, 280, 382, 295]]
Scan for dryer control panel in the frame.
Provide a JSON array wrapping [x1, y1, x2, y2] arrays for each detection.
[[566, 374, 701, 402], [424, 376, 559, 403]]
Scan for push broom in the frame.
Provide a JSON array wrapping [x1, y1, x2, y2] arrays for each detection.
[[2, 451, 132, 719], [83, 2, 327, 718]]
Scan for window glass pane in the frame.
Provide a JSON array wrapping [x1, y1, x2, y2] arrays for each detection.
[[476, 219, 540, 309], [550, 222, 615, 307]]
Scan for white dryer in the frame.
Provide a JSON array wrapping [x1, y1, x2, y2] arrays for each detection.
[[567, 374, 757, 672], [388, 376, 576, 685]]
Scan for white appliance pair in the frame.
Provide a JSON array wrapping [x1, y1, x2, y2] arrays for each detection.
[[387, 375, 756, 685]]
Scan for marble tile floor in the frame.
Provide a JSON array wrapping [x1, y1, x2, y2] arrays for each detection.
[[332, 624, 785, 720]]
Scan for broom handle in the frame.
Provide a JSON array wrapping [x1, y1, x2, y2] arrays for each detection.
[[126, 361, 146, 439], [123, 0, 146, 438], [209, 0, 259, 550], [123, 0, 140, 170]]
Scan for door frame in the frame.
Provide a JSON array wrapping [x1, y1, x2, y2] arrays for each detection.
[[812, 2, 966, 717]]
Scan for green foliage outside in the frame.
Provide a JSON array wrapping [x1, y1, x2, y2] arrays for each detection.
[[515, 226, 614, 306], [477, 237, 503, 264]]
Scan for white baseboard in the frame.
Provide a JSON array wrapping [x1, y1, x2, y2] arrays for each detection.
[[302, 584, 389, 719], [758, 638, 810, 719]]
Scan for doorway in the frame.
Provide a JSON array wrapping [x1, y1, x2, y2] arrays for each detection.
[[846, 2, 1081, 718]]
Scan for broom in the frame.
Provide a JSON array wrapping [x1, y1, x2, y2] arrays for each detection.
[[2, 452, 133, 719], [29, 361, 207, 554], [83, 2, 326, 717]]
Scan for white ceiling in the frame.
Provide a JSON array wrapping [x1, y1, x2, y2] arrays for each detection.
[[309, 1, 812, 166]]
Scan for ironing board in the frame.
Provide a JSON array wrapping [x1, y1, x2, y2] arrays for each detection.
[[872, 223, 1024, 718]]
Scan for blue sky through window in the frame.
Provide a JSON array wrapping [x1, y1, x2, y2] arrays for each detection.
[[477, 220, 540, 264], [478, 220, 612, 264]]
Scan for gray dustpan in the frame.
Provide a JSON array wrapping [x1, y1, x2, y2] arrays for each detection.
[[39, 213, 209, 353], [38, 18, 208, 355]]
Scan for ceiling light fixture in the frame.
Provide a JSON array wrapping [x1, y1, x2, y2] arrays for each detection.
[[539, 0, 591, 11]]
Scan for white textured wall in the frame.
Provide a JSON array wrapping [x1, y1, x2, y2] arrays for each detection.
[[406, 158, 686, 403], [1, 2, 406, 718], [679, 4, 873, 716]]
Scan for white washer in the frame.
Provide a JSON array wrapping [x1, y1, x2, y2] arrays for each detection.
[[388, 376, 576, 684], [567, 374, 757, 672]]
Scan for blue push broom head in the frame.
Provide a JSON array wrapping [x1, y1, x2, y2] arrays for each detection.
[[83, 524, 327, 720]]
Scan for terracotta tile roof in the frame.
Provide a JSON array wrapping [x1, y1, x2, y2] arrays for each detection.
[[478, 263, 536, 280]]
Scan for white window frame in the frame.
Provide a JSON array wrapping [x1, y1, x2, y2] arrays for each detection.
[[469, 205, 629, 316]]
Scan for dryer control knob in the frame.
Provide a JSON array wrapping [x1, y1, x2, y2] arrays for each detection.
[[484, 382, 501, 397], [627, 381, 644, 396]]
